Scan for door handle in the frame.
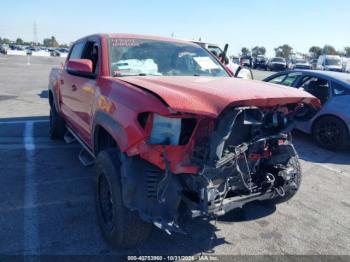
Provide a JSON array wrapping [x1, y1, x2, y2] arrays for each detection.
[[71, 84, 77, 91]]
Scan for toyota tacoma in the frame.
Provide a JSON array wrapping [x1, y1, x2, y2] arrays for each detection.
[[48, 34, 320, 248]]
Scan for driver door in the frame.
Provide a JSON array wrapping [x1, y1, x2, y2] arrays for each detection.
[[60, 38, 100, 145]]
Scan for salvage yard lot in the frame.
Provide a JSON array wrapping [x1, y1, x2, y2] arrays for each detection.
[[0, 54, 349, 255]]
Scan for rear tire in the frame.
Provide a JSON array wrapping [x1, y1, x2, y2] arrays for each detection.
[[312, 116, 349, 150], [95, 149, 152, 249], [49, 104, 66, 139], [268, 156, 302, 204]]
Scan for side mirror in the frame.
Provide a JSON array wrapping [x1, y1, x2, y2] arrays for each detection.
[[235, 65, 254, 80], [219, 53, 230, 65], [67, 59, 94, 77]]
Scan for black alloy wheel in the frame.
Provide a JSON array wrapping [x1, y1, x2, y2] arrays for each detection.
[[313, 116, 349, 150]]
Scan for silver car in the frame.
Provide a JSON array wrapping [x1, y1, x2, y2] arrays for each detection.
[[264, 70, 350, 150]]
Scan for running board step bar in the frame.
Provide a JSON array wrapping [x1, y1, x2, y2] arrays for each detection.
[[65, 126, 96, 167], [64, 131, 76, 144], [79, 148, 95, 167]]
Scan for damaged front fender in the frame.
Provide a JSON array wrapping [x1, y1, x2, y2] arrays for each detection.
[[119, 153, 184, 233]]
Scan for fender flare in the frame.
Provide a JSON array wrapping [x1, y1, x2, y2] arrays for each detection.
[[92, 111, 128, 154], [48, 79, 61, 112]]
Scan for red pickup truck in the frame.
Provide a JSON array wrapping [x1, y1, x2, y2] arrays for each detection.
[[48, 33, 319, 248]]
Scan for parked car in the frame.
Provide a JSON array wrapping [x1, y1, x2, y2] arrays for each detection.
[[345, 59, 350, 73], [231, 56, 239, 64], [267, 57, 287, 71], [26, 47, 39, 55], [253, 55, 267, 70], [316, 55, 343, 72], [0, 44, 9, 54], [191, 40, 253, 79], [264, 70, 350, 150], [341, 57, 350, 72], [6, 45, 27, 56], [240, 55, 253, 68], [51, 48, 69, 57], [310, 58, 318, 70], [25, 47, 51, 56], [48, 33, 319, 248], [289, 58, 311, 70]]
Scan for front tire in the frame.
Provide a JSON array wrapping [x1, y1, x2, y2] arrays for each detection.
[[312, 116, 349, 150], [95, 149, 152, 249]]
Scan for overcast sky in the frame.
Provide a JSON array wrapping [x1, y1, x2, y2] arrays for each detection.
[[0, 0, 348, 56]]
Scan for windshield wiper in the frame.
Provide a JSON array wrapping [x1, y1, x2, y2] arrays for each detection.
[[114, 73, 161, 77]]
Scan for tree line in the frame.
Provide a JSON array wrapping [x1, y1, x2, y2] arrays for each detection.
[[0, 36, 69, 48], [240, 44, 350, 58]]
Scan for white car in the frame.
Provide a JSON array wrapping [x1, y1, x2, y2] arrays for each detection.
[[341, 57, 350, 73], [27, 47, 51, 57], [316, 55, 342, 72], [290, 58, 311, 70], [51, 48, 69, 58], [0, 44, 9, 54], [31, 49, 51, 57], [345, 59, 350, 73], [6, 45, 27, 56], [267, 57, 287, 71]]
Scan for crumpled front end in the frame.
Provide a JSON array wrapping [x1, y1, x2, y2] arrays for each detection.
[[181, 106, 300, 217], [120, 103, 313, 234]]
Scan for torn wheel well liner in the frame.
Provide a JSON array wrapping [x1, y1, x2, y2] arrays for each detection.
[[94, 125, 117, 153], [120, 155, 183, 226]]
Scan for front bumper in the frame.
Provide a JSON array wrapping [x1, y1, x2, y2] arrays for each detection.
[[295, 65, 311, 69], [326, 68, 343, 72], [255, 62, 267, 68], [270, 64, 286, 70], [186, 188, 274, 218]]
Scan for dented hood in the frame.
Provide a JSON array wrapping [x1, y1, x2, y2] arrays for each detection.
[[117, 76, 319, 117]]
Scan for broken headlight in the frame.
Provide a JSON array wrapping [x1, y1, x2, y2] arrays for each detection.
[[147, 114, 197, 145], [149, 114, 182, 145]]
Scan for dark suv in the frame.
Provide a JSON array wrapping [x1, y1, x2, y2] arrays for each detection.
[[253, 55, 268, 70]]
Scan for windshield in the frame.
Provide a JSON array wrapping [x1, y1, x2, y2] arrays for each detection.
[[207, 45, 223, 57], [325, 58, 341, 66], [296, 59, 307, 63], [108, 38, 229, 77], [271, 58, 285, 63]]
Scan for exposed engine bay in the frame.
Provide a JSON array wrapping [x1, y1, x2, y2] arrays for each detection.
[[121, 105, 303, 234]]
